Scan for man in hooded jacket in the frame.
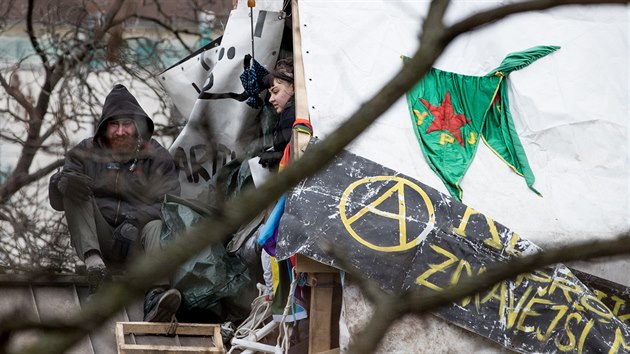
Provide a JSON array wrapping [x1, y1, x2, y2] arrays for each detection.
[[49, 84, 182, 322]]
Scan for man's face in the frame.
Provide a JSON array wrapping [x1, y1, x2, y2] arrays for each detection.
[[105, 118, 137, 153], [269, 78, 294, 113]]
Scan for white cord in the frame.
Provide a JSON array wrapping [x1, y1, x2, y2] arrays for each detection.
[[234, 294, 272, 339], [228, 267, 302, 354], [276, 266, 300, 353], [234, 284, 272, 339], [227, 284, 273, 354]]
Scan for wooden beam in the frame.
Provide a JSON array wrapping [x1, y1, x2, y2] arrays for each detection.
[[291, 0, 309, 121], [308, 273, 334, 354], [120, 322, 218, 336], [295, 254, 338, 273], [118, 344, 224, 354], [290, 0, 311, 161]]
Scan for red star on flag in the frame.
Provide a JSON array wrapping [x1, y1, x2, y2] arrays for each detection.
[[420, 92, 470, 146]]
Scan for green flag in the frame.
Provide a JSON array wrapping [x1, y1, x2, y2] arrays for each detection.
[[404, 46, 559, 200]]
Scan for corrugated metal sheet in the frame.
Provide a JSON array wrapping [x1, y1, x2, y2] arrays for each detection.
[[0, 274, 218, 354]]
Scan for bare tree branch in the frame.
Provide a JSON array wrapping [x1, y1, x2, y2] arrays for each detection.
[[0, 73, 37, 119], [0, 0, 206, 204], [26, 0, 50, 71], [446, 0, 630, 44], [132, 15, 198, 52]]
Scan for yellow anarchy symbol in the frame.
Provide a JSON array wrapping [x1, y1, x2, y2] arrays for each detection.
[[339, 176, 435, 252]]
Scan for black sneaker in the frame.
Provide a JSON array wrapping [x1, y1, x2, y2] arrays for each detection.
[[87, 265, 108, 295], [143, 288, 182, 322]]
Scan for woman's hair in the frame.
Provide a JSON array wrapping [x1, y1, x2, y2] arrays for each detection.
[[265, 57, 294, 86]]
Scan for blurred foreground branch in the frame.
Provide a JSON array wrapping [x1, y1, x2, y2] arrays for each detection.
[[14, 0, 630, 353]]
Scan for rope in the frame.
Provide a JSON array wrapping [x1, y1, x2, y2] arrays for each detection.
[[276, 266, 300, 353], [225, 269, 302, 353], [233, 293, 272, 339], [166, 314, 178, 336], [226, 284, 274, 354]]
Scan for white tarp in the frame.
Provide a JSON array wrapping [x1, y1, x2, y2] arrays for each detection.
[[298, 0, 629, 285], [162, 0, 285, 198], [298, 1, 628, 352]]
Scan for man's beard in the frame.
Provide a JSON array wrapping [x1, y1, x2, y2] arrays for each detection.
[[109, 136, 136, 156]]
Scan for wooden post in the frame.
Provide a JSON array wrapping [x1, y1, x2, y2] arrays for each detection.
[[289, 2, 340, 352], [296, 255, 340, 354], [290, 0, 311, 161], [309, 273, 334, 353]]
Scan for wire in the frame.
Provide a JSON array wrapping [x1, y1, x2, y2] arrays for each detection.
[[248, 0, 255, 61], [279, 0, 291, 20]]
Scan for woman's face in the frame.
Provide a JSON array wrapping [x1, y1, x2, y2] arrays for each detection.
[[269, 78, 294, 113]]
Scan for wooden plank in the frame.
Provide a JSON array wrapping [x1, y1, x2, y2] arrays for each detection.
[[0, 273, 125, 285], [117, 322, 224, 354], [295, 254, 337, 274], [316, 349, 340, 354], [121, 322, 219, 336], [116, 323, 125, 354], [290, 0, 311, 162], [0, 286, 39, 319], [291, 0, 309, 120], [80, 285, 131, 354], [0, 274, 90, 285], [119, 343, 224, 353], [308, 273, 334, 354], [0, 285, 41, 353], [32, 285, 94, 354], [213, 326, 224, 352]]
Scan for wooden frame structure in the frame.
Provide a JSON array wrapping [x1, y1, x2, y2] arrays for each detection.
[[116, 322, 224, 354]]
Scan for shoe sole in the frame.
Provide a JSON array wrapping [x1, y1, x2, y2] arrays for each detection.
[[87, 267, 108, 295], [144, 289, 182, 322]]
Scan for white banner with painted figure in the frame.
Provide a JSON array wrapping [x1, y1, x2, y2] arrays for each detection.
[[161, 0, 285, 199]]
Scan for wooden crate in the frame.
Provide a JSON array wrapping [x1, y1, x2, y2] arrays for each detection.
[[116, 322, 224, 354]]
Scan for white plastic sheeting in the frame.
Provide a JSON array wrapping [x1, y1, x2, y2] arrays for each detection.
[[162, 0, 285, 198], [298, 0, 629, 285]]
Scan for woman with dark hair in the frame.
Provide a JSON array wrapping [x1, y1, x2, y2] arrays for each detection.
[[254, 57, 315, 335], [259, 58, 295, 169]]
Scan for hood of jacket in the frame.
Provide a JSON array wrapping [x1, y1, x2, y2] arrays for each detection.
[[94, 84, 154, 144]]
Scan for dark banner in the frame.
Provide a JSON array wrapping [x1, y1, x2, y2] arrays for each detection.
[[276, 149, 630, 353]]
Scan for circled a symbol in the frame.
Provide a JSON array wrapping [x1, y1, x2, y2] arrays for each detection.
[[339, 176, 435, 252]]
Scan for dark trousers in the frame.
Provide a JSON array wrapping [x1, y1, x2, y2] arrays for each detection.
[[63, 196, 162, 270]]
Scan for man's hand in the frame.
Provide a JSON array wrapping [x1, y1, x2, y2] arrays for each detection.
[[113, 219, 139, 260], [57, 170, 94, 201]]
